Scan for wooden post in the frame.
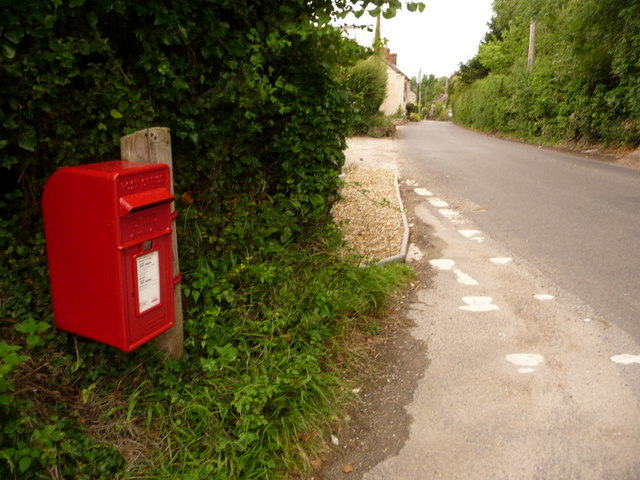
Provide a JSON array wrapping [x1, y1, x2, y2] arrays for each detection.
[[121, 127, 184, 359]]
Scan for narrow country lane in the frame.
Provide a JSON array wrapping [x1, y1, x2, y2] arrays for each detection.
[[396, 121, 640, 343], [318, 124, 640, 479]]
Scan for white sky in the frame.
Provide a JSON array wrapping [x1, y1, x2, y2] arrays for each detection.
[[338, 0, 495, 79]]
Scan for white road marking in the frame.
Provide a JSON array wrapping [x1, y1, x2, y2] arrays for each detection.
[[429, 198, 449, 208], [414, 187, 432, 196], [506, 354, 544, 374], [458, 229, 485, 243], [459, 229, 481, 238], [459, 296, 499, 312], [454, 269, 479, 286], [490, 257, 513, 265], [429, 259, 456, 271], [610, 354, 640, 365], [518, 368, 536, 374], [534, 294, 555, 301], [439, 209, 464, 223]]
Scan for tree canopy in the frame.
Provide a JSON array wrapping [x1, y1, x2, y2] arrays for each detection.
[[452, 0, 640, 146]]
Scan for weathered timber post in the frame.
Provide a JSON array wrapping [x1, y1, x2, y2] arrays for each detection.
[[120, 127, 184, 359]]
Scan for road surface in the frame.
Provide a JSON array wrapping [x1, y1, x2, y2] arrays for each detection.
[[397, 121, 640, 343], [318, 125, 640, 479]]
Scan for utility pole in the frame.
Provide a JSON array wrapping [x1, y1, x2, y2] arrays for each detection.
[[417, 68, 422, 112], [527, 19, 536, 72]]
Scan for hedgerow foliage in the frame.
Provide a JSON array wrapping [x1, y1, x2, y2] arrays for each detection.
[[0, 0, 418, 477], [452, 0, 640, 146], [346, 56, 388, 133]]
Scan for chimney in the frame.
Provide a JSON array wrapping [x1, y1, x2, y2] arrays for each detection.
[[387, 52, 397, 65]]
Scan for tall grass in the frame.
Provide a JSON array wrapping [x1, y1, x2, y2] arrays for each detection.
[[122, 227, 412, 478]]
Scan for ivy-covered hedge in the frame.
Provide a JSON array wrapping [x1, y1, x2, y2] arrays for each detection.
[[0, 1, 422, 478], [1, 0, 362, 223]]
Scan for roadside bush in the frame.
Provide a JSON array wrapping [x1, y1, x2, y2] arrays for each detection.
[[0, 0, 413, 477], [366, 113, 396, 137], [346, 56, 388, 134], [452, 0, 640, 147]]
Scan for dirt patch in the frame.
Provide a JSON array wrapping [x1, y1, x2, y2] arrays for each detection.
[[311, 185, 442, 479], [309, 288, 427, 480]]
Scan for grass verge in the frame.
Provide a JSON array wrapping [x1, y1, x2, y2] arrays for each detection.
[[1, 224, 412, 479]]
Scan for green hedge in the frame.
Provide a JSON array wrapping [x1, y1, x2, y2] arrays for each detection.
[[452, 0, 640, 146], [0, 1, 405, 477]]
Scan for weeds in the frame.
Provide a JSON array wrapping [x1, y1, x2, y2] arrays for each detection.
[[1, 220, 411, 479]]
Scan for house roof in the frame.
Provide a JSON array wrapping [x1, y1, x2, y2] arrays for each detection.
[[384, 59, 411, 80]]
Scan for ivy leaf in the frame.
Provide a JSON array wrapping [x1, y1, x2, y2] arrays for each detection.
[[18, 456, 32, 473], [172, 78, 189, 90], [2, 44, 16, 59], [69, 0, 86, 7], [42, 15, 56, 29], [110, 109, 123, 119], [18, 129, 36, 151], [407, 2, 425, 13], [4, 29, 24, 45]]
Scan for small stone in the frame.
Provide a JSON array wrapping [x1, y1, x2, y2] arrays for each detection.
[[342, 464, 354, 473]]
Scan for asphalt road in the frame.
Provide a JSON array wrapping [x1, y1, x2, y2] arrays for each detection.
[[396, 121, 640, 342], [318, 133, 640, 479]]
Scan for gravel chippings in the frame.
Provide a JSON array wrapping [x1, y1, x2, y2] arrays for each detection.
[[331, 165, 404, 262]]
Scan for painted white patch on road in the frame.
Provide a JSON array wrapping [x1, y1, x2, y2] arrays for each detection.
[[459, 229, 481, 238], [414, 187, 432, 196], [453, 269, 479, 286], [535, 294, 555, 301], [429, 259, 456, 271], [610, 354, 640, 365], [459, 296, 499, 312], [490, 257, 513, 265], [405, 179, 418, 187], [439, 209, 464, 223], [429, 198, 449, 208], [406, 243, 424, 262], [518, 368, 536, 374], [458, 230, 485, 243], [506, 354, 545, 368]]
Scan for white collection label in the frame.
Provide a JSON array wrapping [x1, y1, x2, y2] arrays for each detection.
[[136, 250, 160, 314]]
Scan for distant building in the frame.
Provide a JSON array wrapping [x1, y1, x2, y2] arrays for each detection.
[[339, 23, 414, 116], [380, 49, 413, 116]]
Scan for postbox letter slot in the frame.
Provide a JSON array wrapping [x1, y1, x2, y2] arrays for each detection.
[[119, 188, 174, 216]]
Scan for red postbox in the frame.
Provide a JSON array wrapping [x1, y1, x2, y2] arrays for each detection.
[[42, 160, 177, 351]]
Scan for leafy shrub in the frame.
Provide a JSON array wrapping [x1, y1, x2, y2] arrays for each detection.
[[452, 0, 640, 146], [0, 0, 414, 477], [366, 113, 396, 137], [346, 56, 388, 134]]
